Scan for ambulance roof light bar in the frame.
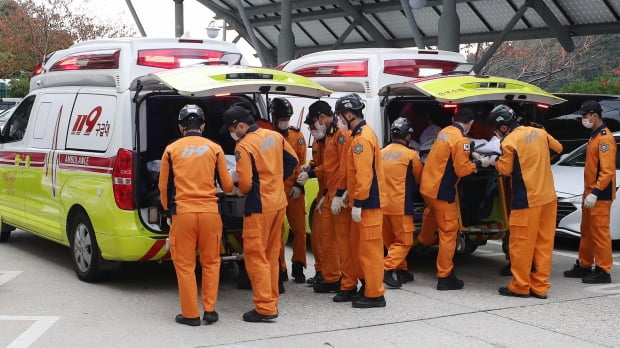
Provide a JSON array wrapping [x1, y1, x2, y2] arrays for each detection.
[[292, 59, 369, 77]]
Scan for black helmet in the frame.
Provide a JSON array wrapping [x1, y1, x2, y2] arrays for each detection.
[[178, 104, 205, 124], [390, 117, 413, 139], [334, 93, 365, 114], [489, 104, 517, 128], [270, 97, 293, 118]]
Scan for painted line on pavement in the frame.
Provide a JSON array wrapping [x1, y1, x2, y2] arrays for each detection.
[[0, 271, 22, 286], [0, 315, 60, 348]]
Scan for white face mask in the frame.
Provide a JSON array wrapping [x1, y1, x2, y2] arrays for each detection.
[[314, 121, 327, 133], [310, 129, 325, 140], [582, 118, 594, 129], [337, 117, 349, 131], [230, 132, 241, 141], [277, 121, 289, 131]]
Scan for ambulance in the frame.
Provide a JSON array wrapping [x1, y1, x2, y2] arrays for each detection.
[[0, 37, 330, 282]]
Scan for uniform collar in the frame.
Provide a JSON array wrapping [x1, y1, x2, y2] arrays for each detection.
[[591, 123, 607, 138], [247, 125, 259, 133], [352, 120, 367, 136], [185, 131, 202, 136]]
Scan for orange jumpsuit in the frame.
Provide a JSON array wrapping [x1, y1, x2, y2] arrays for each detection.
[[418, 123, 477, 277], [346, 120, 388, 298], [308, 138, 326, 275], [496, 125, 563, 296], [381, 141, 423, 272], [235, 125, 298, 316], [578, 125, 616, 274], [159, 131, 234, 319], [313, 126, 351, 285], [280, 126, 308, 268]]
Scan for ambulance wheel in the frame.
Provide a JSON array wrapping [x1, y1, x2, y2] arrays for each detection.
[[0, 222, 15, 242], [70, 213, 104, 282]]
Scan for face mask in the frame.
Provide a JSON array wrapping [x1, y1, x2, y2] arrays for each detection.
[[310, 129, 325, 140], [314, 121, 327, 133], [337, 116, 349, 131], [277, 120, 289, 131], [581, 118, 593, 129], [230, 132, 241, 142]]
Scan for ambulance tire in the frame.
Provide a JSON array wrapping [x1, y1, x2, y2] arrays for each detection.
[[69, 213, 104, 282], [0, 222, 15, 242]]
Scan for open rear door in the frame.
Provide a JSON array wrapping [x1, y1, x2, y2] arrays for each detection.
[[379, 74, 566, 106], [131, 65, 332, 98]]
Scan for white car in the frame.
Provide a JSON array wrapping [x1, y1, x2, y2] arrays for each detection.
[[553, 131, 620, 240]]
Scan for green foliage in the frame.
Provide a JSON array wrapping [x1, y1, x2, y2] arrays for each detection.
[[9, 71, 30, 97], [561, 73, 620, 94]]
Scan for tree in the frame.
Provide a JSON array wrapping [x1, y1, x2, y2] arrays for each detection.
[[0, 0, 134, 79], [463, 34, 620, 92], [560, 73, 620, 94]]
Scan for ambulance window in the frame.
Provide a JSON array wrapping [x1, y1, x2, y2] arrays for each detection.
[[2, 95, 34, 143]]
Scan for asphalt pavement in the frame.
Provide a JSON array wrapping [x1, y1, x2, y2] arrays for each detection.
[[1, 230, 620, 348]]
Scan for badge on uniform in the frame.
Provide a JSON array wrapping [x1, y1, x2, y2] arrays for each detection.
[[338, 134, 346, 144], [463, 143, 470, 151], [298, 137, 305, 146], [235, 150, 241, 161], [600, 142, 609, 152], [354, 143, 363, 155]]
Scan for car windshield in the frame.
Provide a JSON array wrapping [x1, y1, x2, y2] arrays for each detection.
[[557, 135, 620, 169]]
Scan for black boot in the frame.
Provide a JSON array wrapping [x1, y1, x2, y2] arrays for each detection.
[[292, 261, 306, 284], [563, 260, 592, 278], [333, 289, 357, 302], [383, 270, 402, 289], [396, 270, 414, 283], [307, 271, 323, 286], [437, 271, 464, 291], [313, 280, 340, 293], [582, 266, 611, 284], [352, 295, 386, 308]]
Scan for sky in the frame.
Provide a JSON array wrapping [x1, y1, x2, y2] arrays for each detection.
[[80, 0, 261, 65]]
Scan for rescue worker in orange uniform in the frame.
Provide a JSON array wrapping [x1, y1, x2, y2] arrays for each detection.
[[270, 97, 309, 284], [489, 104, 563, 299], [159, 104, 234, 326], [417, 107, 485, 291], [563, 100, 616, 284], [338, 93, 388, 308], [311, 102, 350, 294], [300, 101, 329, 285], [381, 117, 423, 288], [220, 104, 299, 322]]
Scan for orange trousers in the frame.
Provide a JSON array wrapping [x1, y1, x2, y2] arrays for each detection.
[[317, 201, 341, 283], [169, 212, 222, 318], [310, 207, 323, 274], [286, 193, 307, 266], [350, 208, 385, 298], [507, 200, 556, 296], [383, 214, 415, 271], [418, 197, 459, 278], [243, 209, 285, 316], [335, 206, 356, 290], [579, 200, 613, 274]]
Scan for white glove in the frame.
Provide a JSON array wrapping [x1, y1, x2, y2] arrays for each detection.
[[167, 218, 172, 226], [331, 196, 343, 215], [487, 155, 498, 166], [583, 193, 597, 208], [296, 172, 309, 185], [479, 156, 491, 168], [289, 186, 302, 200], [341, 190, 349, 208], [316, 195, 326, 215], [351, 207, 362, 222], [301, 164, 312, 172], [471, 152, 481, 161]]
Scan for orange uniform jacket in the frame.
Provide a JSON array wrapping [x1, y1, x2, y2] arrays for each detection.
[[584, 125, 616, 201], [314, 126, 351, 199], [496, 125, 563, 209], [420, 124, 477, 202], [159, 132, 234, 214], [381, 142, 423, 215], [346, 121, 387, 208], [235, 125, 299, 215], [281, 127, 307, 193]]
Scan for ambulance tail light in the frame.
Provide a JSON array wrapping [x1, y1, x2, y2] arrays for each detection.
[[384, 60, 459, 78], [292, 60, 368, 77], [32, 62, 44, 76], [112, 149, 134, 211], [536, 103, 550, 109], [49, 50, 120, 71], [137, 49, 226, 69]]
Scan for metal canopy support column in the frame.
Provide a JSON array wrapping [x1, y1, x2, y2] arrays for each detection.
[[278, 0, 295, 64], [332, 23, 357, 49], [400, 0, 426, 49], [125, 0, 146, 37], [234, 0, 270, 66], [530, 0, 575, 52], [335, 0, 391, 47], [472, 0, 530, 74], [438, 0, 459, 52], [174, 0, 184, 37]]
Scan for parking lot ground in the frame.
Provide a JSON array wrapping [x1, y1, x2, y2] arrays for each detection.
[[1, 230, 620, 348]]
